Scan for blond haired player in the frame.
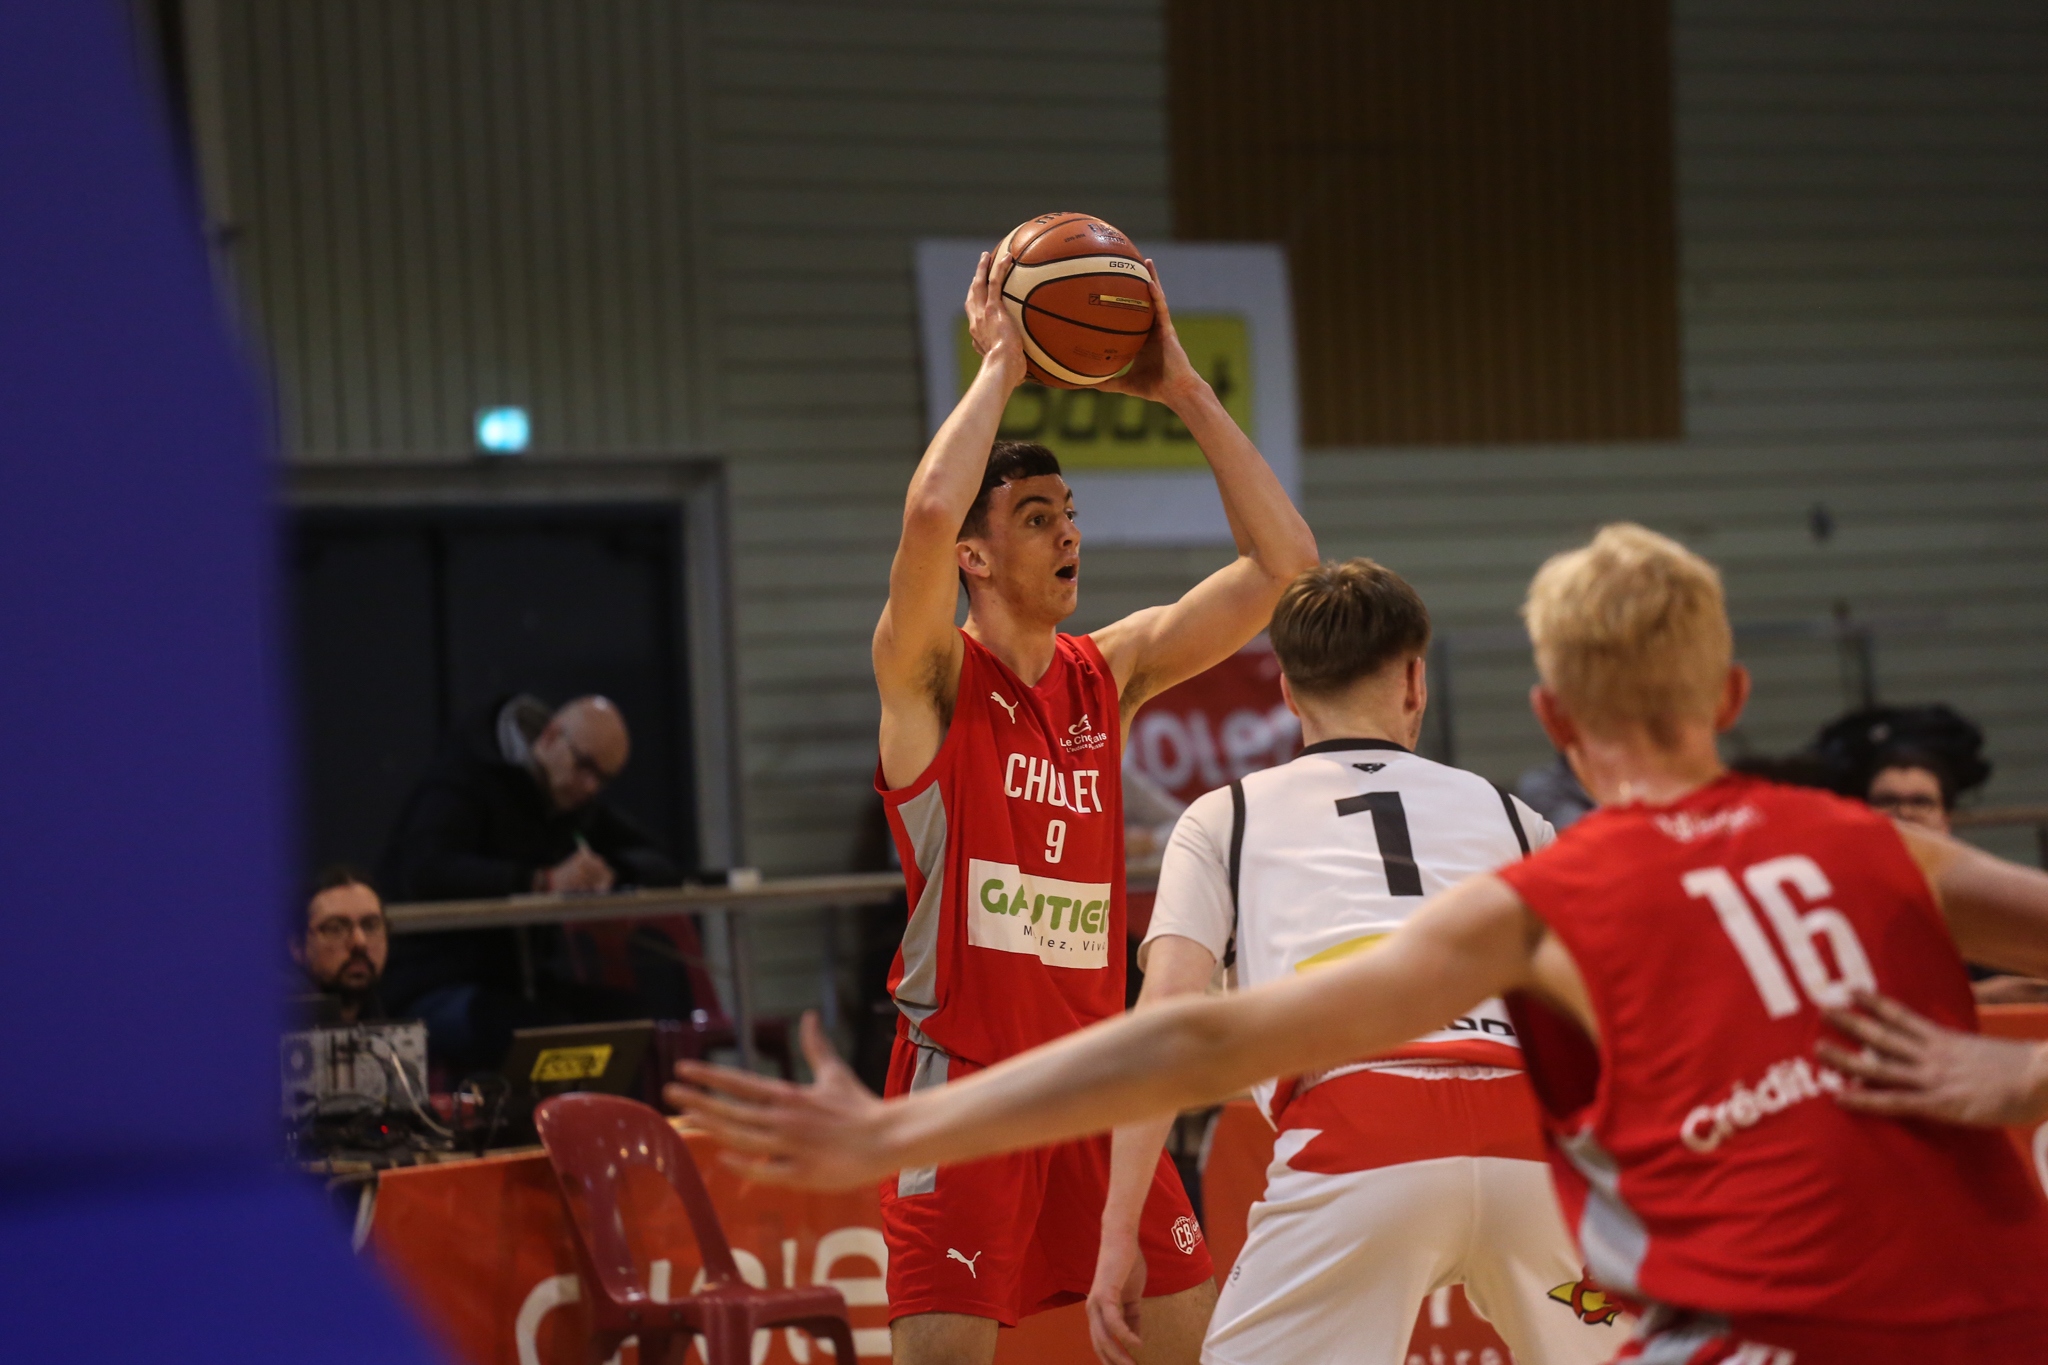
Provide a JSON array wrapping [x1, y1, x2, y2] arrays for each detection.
[[677, 523, 2048, 1365], [1088, 559, 1615, 1365]]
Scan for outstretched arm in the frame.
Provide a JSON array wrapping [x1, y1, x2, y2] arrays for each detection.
[[668, 875, 1547, 1190], [874, 250, 1026, 787], [1087, 264, 1317, 716]]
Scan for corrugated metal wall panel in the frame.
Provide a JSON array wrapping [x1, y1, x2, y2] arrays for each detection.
[[210, 0, 715, 457]]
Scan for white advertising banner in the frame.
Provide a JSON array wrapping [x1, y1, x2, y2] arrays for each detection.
[[914, 239, 1301, 546]]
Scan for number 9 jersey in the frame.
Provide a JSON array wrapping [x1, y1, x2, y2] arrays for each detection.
[[1496, 772, 2048, 1327], [879, 630, 1126, 1066]]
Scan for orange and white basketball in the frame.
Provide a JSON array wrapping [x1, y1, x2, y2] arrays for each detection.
[[997, 212, 1156, 389]]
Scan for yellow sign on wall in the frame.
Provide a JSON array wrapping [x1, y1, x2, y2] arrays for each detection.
[[954, 313, 1253, 471]]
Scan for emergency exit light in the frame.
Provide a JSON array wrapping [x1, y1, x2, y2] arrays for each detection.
[[475, 406, 530, 454]]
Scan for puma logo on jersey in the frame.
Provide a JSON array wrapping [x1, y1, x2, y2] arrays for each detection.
[[990, 693, 1019, 723], [947, 1248, 983, 1277], [1354, 762, 1386, 774]]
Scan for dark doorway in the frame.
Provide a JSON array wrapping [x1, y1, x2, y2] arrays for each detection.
[[290, 504, 697, 883]]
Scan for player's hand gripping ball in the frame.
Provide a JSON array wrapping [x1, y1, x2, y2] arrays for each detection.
[[996, 212, 1156, 389]]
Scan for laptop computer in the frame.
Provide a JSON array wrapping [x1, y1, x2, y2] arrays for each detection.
[[499, 1019, 657, 1108]]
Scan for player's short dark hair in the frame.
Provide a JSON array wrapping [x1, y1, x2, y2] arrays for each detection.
[[1269, 559, 1432, 697], [958, 441, 1063, 541]]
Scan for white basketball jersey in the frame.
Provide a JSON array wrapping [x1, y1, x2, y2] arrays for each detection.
[[1143, 738, 1553, 1124]]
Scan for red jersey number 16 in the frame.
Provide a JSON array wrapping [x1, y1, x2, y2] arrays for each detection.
[[1683, 855, 1877, 1019]]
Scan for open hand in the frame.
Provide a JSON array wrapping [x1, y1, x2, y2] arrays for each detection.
[[1083, 1227, 1148, 1365], [965, 249, 1026, 389], [1817, 989, 2048, 1128], [664, 1012, 898, 1189], [1098, 260, 1201, 408]]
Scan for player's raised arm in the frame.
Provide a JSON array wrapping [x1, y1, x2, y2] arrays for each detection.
[[669, 874, 1558, 1190], [873, 251, 1027, 783], [1087, 264, 1319, 716]]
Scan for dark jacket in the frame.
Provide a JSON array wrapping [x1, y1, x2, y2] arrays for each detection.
[[377, 695, 681, 1009]]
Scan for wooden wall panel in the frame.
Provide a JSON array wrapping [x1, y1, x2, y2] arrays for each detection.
[[1169, 0, 1682, 445]]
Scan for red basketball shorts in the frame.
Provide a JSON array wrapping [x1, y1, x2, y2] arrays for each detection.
[[879, 1037, 1216, 1325]]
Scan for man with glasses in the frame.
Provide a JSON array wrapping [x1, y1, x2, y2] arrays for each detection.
[[291, 867, 391, 1027], [378, 693, 684, 1068], [1865, 750, 1959, 835]]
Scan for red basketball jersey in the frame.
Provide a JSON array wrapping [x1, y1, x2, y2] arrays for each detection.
[[879, 631, 1125, 1065], [1497, 773, 2048, 1324]]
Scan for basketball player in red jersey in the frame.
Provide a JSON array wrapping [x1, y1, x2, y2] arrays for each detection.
[[865, 244, 1315, 1364], [676, 523, 2048, 1364]]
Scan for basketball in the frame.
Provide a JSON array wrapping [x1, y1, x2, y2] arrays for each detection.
[[997, 212, 1156, 389]]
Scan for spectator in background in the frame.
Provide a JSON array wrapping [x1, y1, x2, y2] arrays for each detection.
[[1811, 703, 1992, 813], [290, 867, 390, 1027], [1810, 704, 2046, 1002], [1866, 746, 1958, 834], [377, 693, 684, 1069]]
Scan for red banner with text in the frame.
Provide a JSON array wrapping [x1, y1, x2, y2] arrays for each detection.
[[1127, 638, 1296, 807]]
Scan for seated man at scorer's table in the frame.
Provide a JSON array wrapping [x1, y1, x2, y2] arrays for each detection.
[[377, 692, 686, 1070]]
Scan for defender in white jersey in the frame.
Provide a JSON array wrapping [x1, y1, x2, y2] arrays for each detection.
[[1086, 561, 1620, 1365]]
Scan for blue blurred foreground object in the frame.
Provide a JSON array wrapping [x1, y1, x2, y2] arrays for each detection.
[[0, 7, 439, 1361]]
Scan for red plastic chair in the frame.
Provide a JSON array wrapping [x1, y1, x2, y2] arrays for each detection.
[[534, 1094, 858, 1365]]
